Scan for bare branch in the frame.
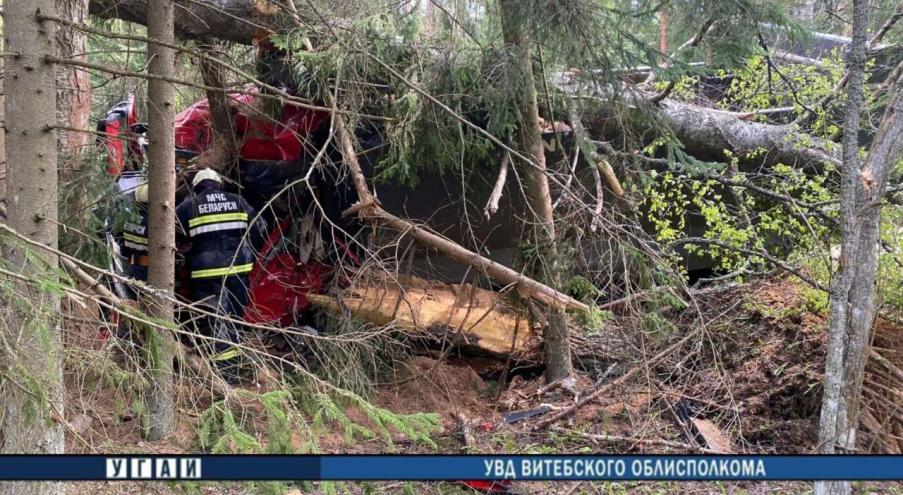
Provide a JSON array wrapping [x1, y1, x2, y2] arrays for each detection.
[[484, 152, 510, 220]]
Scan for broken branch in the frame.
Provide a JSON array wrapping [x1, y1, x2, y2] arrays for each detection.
[[298, 35, 588, 313], [484, 152, 510, 220], [590, 154, 625, 198], [370, 208, 588, 312], [533, 330, 697, 430], [550, 426, 723, 454]]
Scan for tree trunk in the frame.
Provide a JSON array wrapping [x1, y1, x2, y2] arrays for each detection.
[[56, 0, 91, 154], [197, 43, 238, 174], [89, 0, 843, 173], [817, 1, 903, 492], [56, 0, 92, 246], [818, 0, 869, 474], [308, 274, 618, 369], [574, 88, 842, 170], [498, 0, 571, 383], [89, 0, 280, 44], [142, 0, 178, 442], [659, 10, 669, 64], [0, 1, 6, 211], [308, 274, 543, 361], [0, 1, 65, 494]]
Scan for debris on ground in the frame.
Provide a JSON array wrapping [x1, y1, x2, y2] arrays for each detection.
[[62, 275, 903, 466]]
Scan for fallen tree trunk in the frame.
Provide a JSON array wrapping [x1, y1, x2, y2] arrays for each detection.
[[575, 89, 842, 170], [308, 275, 544, 361], [89, 0, 281, 44], [772, 49, 831, 72], [90, 0, 842, 173], [307, 274, 622, 369], [656, 98, 841, 169]]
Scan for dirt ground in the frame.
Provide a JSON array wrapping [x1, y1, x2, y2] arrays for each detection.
[[57, 276, 903, 494]]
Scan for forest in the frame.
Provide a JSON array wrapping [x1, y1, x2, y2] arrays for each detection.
[[1, 0, 903, 494]]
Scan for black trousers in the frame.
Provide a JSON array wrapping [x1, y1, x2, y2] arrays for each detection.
[[191, 275, 250, 357], [124, 264, 147, 300]]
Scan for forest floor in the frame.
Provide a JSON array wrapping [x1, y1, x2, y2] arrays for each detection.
[[60, 276, 903, 494]]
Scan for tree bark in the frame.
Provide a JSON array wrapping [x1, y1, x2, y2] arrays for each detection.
[[89, 0, 281, 44], [0, 1, 65, 494], [499, 0, 571, 383], [818, 0, 869, 472], [56, 0, 92, 246], [88, 0, 843, 173], [658, 10, 669, 64], [817, 1, 903, 493], [0, 2, 6, 211], [142, 0, 178, 442], [574, 88, 842, 170], [655, 98, 841, 169], [197, 43, 238, 174], [56, 0, 91, 154]]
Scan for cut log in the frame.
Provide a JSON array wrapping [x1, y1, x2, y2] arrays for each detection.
[[690, 418, 734, 453], [308, 275, 544, 361], [307, 274, 623, 369]]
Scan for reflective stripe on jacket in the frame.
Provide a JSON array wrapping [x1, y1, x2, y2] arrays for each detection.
[[176, 183, 264, 280], [188, 212, 249, 237], [122, 232, 148, 252], [119, 205, 149, 258], [191, 263, 254, 279]]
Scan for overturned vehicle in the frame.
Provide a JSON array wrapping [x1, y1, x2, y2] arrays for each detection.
[[95, 88, 578, 369]]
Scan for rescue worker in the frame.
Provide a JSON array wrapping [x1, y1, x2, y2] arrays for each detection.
[[176, 168, 266, 383], [120, 183, 150, 290]]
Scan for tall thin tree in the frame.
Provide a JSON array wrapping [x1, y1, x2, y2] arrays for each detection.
[[143, 0, 178, 441], [0, 0, 6, 210], [198, 43, 238, 174], [817, 0, 903, 493], [0, 1, 65, 495], [498, 0, 572, 382], [55, 0, 91, 154], [55, 0, 92, 235]]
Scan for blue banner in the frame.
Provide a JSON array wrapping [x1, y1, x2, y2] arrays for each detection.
[[0, 455, 901, 481]]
